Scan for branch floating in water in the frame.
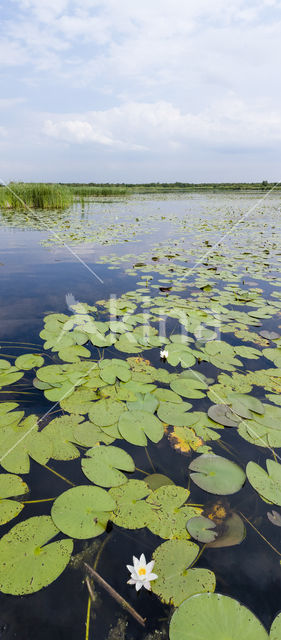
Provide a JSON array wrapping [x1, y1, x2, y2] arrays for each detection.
[[84, 563, 146, 628]]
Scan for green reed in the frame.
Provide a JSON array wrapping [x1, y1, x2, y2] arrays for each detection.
[[0, 183, 73, 210], [69, 185, 129, 197]]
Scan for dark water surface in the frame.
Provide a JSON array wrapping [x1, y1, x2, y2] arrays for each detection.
[[0, 192, 281, 639]]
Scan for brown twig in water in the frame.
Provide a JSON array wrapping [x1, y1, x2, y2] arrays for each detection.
[[84, 563, 146, 627]]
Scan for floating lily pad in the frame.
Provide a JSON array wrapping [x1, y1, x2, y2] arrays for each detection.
[[15, 354, 44, 370], [81, 445, 135, 487], [170, 377, 208, 399], [208, 404, 241, 427], [58, 345, 91, 363], [246, 459, 281, 505], [169, 593, 268, 640], [0, 416, 52, 474], [144, 473, 175, 490], [151, 539, 216, 606], [157, 401, 192, 426], [207, 513, 245, 548], [51, 485, 115, 539], [127, 392, 159, 413], [99, 359, 131, 384], [146, 485, 200, 540], [43, 415, 83, 461], [259, 330, 280, 340], [270, 612, 281, 639], [118, 410, 164, 446], [153, 388, 183, 403], [189, 454, 246, 495], [0, 473, 29, 525], [74, 421, 114, 447], [186, 515, 217, 543], [60, 388, 98, 414], [109, 480, 151, 529], [89, 399, 125, 427], [0, 516, 73, 595]]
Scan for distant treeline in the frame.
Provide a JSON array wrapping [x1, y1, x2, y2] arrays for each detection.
[[63, 181, 280, 192]]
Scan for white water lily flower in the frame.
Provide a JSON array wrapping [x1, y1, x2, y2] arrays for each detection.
[[127, 553, 158, 591], [160, 349, 168, 359]]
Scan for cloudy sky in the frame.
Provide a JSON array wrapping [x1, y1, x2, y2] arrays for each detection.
[[0, 0, 280, 182]]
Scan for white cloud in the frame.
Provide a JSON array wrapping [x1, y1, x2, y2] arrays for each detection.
[[0, 98, 26, 108], [43, 97, 281, 152]]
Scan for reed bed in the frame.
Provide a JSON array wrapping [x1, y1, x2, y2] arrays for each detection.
[[69, 185, 129, 197], [0, 183, 72, 210]]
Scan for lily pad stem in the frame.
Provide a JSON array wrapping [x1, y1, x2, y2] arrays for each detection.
[[239, 511, 281, 558], [188, 543, 206, 569], [145, 447, 156, 472], [85, 593, 91, 640], [41, 463, 75, 487]]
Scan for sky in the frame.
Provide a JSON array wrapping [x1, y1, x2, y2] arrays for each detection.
[[0, 0, 281, 183]]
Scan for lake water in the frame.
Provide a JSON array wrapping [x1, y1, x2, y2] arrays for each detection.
[[0, 191, 281, 640]]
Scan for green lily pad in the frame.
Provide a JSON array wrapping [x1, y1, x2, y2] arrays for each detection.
[[151, 539, 216, 606], [189, 454, 246, 495], [81, 445, 135, 487], [208, 404, 241, 427], [43, 415, 83, 461], [99, 359, 131, 384], [60, 388, 98, 414], [167, 345, 196, 368], [0, 473, 29, 525], [186, 515, 217, 543], [127, 392, 159, 413], [146, 485, 200, 540], [58, 344, 91, 363], [89, 399, 125, 427], [0, 416, 52, 474], [51, 485, 115, 539], [118, 410, 164, 446], [270, 612, 281, 639], [144, 473, 175, 490], [109, 480, 152, 529], [74, 421, 115, 447], [169, 593, 268, 640], [153, 388, 183, 403], [157, 401, 192, 426], [15, 354, 44, 370], [170, 378, 208, 399], [0, 516, 73, 594], [246, 459, 281, 505], [260, 330, 280, 340]]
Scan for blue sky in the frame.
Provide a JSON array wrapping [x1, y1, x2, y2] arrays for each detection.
[[0, 0, 280, 182]]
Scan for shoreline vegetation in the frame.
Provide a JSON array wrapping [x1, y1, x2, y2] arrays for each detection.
[[0, 180, 279, 210]]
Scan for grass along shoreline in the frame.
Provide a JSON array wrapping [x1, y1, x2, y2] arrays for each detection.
[[0, 181, 279, 210]]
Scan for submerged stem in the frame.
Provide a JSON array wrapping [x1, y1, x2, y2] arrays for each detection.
[[239, 511, 281, 558], [41, 463, 75, 487], [145, 447, 156, 473], [85, 593, 91, 640]]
